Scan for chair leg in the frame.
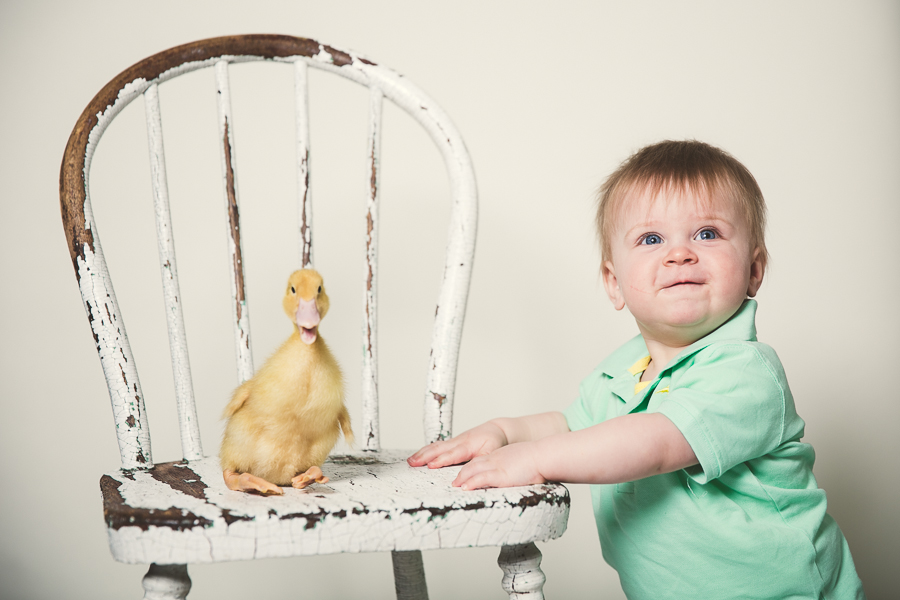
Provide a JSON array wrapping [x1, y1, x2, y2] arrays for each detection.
[[392, 550, 429, 600], [142, 564, 191, 599], [498, 543, 546, 599]]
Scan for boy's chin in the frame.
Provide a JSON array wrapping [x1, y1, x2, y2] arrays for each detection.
[[638, 313, 722, 346], [658, 308, 739, 343]]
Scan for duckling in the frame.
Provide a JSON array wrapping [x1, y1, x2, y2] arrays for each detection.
[[220, 269, 353, 495]]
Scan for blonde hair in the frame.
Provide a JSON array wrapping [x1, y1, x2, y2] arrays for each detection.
[[597, 140, 768, 270]]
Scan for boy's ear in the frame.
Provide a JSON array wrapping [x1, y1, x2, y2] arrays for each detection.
[[602, 260, 626, 311], [746, 247, 765, 297]]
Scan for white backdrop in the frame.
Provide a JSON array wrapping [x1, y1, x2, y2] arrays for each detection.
[[1, 1, 897, 598]]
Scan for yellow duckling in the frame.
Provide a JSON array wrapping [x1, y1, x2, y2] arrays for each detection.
[[220, 269, 353, 495]]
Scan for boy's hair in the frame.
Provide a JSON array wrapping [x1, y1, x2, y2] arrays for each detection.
[[597, 140, 768, 270]]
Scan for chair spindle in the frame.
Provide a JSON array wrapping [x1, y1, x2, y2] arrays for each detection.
[[143, 83, 203, 461], [362, 85, 384, 451], [294, 59, 314, 269], [215, 60, 254, 385]]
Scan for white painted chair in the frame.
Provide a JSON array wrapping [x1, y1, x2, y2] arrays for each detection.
[[60, 35, 568, 599]]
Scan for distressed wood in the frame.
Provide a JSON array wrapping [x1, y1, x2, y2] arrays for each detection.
[[60, 35, 546, 600], [362, 86, 384, 452], [59, 67, 155, 470], [294, 59, 313, 268], [101, 452, 569, 564], [142, 564, 191, 600], [498, 543, 546, 600], [392, 550, 429, 600], [60, 35, 477, 459], [215, 60, 254, 385], [144, 83, 202, 461]]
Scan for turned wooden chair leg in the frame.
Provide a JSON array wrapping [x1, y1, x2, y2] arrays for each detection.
[[498, 543, 546, 600], [142, 564, 191, 600], [392, 550, 429, 600]]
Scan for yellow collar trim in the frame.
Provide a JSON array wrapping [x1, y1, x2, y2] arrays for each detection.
[[627, 355, 652, 376], [629, 356, 670, 395], [634, 383, 669, 395]]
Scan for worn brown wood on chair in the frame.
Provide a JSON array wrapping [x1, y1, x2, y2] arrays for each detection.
[[60, 35, 569, 599]]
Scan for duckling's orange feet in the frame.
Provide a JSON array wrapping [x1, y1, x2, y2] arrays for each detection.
[[223, 470, 284, 495], [291, 466, 330, 489]]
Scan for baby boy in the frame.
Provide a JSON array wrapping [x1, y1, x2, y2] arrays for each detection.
[[409, 140, 865, 599]]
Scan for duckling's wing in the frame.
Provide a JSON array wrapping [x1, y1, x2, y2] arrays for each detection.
[[338, 405, 354, 447], [223, 381, 252, 418]]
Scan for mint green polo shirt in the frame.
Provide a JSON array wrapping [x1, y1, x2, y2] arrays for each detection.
[[564, 300, 864, 599]]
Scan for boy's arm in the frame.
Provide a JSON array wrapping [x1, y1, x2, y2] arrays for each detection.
[[407, 412, 569, 469], [453, 412, 698, 490]]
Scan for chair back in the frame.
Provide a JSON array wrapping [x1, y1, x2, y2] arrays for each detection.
[[60, 35, 477, 469]]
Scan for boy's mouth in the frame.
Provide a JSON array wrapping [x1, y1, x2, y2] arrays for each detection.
[[664, 280, 703, 289]]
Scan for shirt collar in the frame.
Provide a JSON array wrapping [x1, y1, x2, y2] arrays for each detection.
[[599, 299, 759, 379]]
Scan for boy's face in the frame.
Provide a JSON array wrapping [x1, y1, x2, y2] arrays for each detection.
[[602, 186, 764, 348]]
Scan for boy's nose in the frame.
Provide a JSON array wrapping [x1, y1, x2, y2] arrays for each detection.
[[665, 245, 697, 266]]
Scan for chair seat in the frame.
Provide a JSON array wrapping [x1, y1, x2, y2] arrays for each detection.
[[100, 450, 570, 564]]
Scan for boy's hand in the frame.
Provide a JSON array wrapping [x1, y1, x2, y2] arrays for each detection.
[[452, 442, 546, 490], [407, 422, 509, 469]]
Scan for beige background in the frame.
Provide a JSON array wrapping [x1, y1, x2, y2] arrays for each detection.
[[1, 1, 897, 598]]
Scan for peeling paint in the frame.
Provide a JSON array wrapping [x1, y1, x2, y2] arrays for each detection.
[[148, 462, 208, 500], [100, 453, 568, 564], [361, 86, 383, 454], [295, 59, 313, 268], [145, 84, 203, 460], [223, 120, 244, 320], [101, 475, 213, 532], [62, 35, 476, 466], [64, 36, 488, 576], [215, 61, 254, 384]]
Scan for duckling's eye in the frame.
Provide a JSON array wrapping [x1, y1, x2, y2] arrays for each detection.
[[640, 233, 663, 246], [317, 285, 322, 294], [696, 229, 718, 241], [290, 286, 296, 294]]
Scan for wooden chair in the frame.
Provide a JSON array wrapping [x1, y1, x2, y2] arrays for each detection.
[[60, 35, 569, 599]]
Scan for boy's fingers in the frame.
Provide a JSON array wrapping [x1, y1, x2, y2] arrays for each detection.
[[453, 456, 490, 487], [408, 441, 451, 466], [459, 470, 500, 491], [428, 444, 473, 468]]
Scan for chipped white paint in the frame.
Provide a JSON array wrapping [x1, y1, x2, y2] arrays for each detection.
[[499, 543, 547, 599], [362, 86, 384, 452], [215, 60, 254, 384], [65, 34, 500, 598], [103, 452, 568, 564], [294, 59, 313, 269], [69, 40, 475, 461], [142, 564, 191, 600], [76, 246, 153, 469], [75, 77, 155, 469], [144, 83, 203, 461], [281, 47, 479, 444]]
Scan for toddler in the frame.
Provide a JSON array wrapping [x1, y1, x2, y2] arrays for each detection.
[[408, 140, 865, 599]]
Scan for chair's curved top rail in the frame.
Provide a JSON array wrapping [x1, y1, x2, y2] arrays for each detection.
[[61, 34, 476, 273], [61, 35, 477, 469]]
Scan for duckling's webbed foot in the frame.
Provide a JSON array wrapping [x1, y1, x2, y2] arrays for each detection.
[[223, 469, 284, 495], [291, 466, 329, 489]]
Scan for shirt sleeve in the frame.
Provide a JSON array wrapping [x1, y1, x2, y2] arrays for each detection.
[[656, 342, 789, 484], [563, 367, 611, 432]]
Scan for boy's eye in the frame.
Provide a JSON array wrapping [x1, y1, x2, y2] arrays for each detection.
[[640, 233, 663, 246], [696, 229, 718, 241]]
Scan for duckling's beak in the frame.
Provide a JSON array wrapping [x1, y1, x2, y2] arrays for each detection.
[[295, 297, 320, 345]]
